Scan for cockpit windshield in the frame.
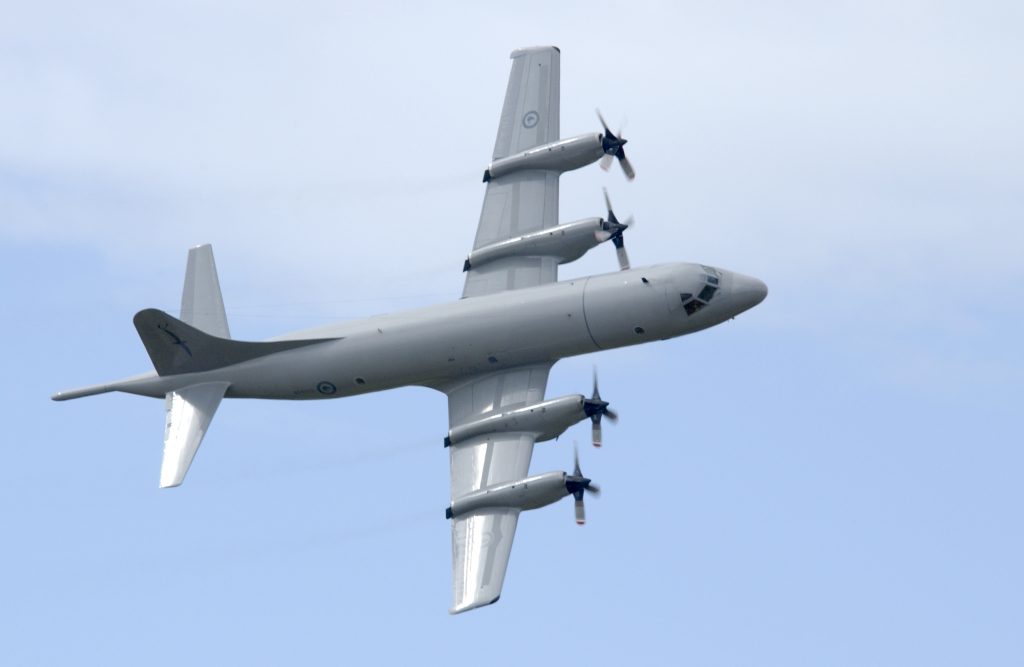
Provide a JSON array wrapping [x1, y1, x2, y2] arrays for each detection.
[[680, 267, 722, 315]]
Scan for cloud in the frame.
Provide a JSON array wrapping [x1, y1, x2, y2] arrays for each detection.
[[2, 1, 1021, 314]]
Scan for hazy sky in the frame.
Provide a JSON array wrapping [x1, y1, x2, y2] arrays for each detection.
[[3, 2, 1022, 665]]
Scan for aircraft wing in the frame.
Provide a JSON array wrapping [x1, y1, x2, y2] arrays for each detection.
[[463, 46, 561, 298], [445, 363, 552, 613]]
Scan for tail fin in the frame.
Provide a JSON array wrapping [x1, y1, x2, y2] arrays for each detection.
[[180, 244, 231, 338], [136, 244, 332, 376]]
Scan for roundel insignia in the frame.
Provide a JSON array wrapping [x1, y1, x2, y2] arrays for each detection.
[[522, 111, 539, 128], [316, 381, 337, 395]]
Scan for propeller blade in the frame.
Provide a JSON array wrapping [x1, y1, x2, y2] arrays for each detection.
[[592, 417, 602, 448], [599, 154, 614, 171], [594, 229, 613, 243], [568, 445, 597, 522], [616, 243, 631, 271], [619, 152, 636, 181], [603, 408, 619, 424], [592, 367, 601, 401], [603, 187, 614, 216], [596, 108, 612, 136]]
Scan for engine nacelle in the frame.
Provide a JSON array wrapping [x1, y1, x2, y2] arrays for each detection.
[[463, 218, 604, 272], [444, 394, 589, 447], [483, 133, 605, 182], [446, 470, 568, 519]]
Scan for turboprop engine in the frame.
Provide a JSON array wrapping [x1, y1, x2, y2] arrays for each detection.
[[444, 373, 617, 449], [482, 110, 636, 182], [462, 190, 635, 273], [445, 446, 600, 525]]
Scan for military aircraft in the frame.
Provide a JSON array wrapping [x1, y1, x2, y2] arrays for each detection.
[[53, 46, 767, 613]]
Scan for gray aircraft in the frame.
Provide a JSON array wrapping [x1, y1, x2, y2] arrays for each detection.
[[53, 46, 767, 613]]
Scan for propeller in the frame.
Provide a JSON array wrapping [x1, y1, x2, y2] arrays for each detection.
[[583, 368, 618, 447], [597, 109, 636, 181], [566, 443, 600, 525], [593, 187, 635, 270]]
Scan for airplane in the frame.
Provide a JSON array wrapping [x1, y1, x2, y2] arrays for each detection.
[[52, 46, 767, 614]]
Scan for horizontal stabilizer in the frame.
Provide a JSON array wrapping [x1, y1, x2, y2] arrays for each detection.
[[161, 381, 229, 488], [134, 309, 334, 376]]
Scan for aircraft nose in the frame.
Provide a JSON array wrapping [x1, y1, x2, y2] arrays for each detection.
[[730, 272, 768, 314]]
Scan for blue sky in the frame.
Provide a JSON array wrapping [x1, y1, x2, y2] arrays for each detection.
[[2, 2, 1022, 665]]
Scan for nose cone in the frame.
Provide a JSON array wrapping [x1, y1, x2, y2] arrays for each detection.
[[729, 272, 768, 315]]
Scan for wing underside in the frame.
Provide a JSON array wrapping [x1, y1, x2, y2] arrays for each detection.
[[446, 46, 567, 612], [445, 364, 551, 613], [463, 46, 561, 299]]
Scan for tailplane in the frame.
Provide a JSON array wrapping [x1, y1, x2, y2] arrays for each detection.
[[161, 381, 230, 488], [54, 243, 335, 488]]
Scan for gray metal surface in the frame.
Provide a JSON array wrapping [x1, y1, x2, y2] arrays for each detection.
[[180, 244, 231, 339], [464, 47, 562, 298], [444, 363, 550, 613], [492, 46, 559, 160], [55, 264, 765, 403], [450, 509, 519, 614], [160, 381, 230, 488]]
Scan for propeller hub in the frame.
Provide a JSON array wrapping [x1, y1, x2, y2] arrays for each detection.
[[565, 476, 592, 495], [583, 398, 610, 418], [596, 109, 636, 181], [602, 134, 627, 156]]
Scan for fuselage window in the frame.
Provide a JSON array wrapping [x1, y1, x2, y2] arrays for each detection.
[[698, 284, 717, 302], [679, 293, 693, 303]]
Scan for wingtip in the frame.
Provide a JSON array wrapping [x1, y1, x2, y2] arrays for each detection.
[[510, 45, 559, 58], [449, 595, 500, 615]]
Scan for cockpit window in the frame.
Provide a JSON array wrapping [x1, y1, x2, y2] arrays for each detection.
[[680, 269, 722, 316]]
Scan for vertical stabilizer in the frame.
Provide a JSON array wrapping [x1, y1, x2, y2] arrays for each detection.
[[161, 381, 230, 488], [181, 244, 230, 339]]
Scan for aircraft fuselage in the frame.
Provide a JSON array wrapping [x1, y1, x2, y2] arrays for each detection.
[[105, 262, 766, 401]]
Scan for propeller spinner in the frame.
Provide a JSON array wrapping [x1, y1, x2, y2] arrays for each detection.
[[597, 109, 636, 181]]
